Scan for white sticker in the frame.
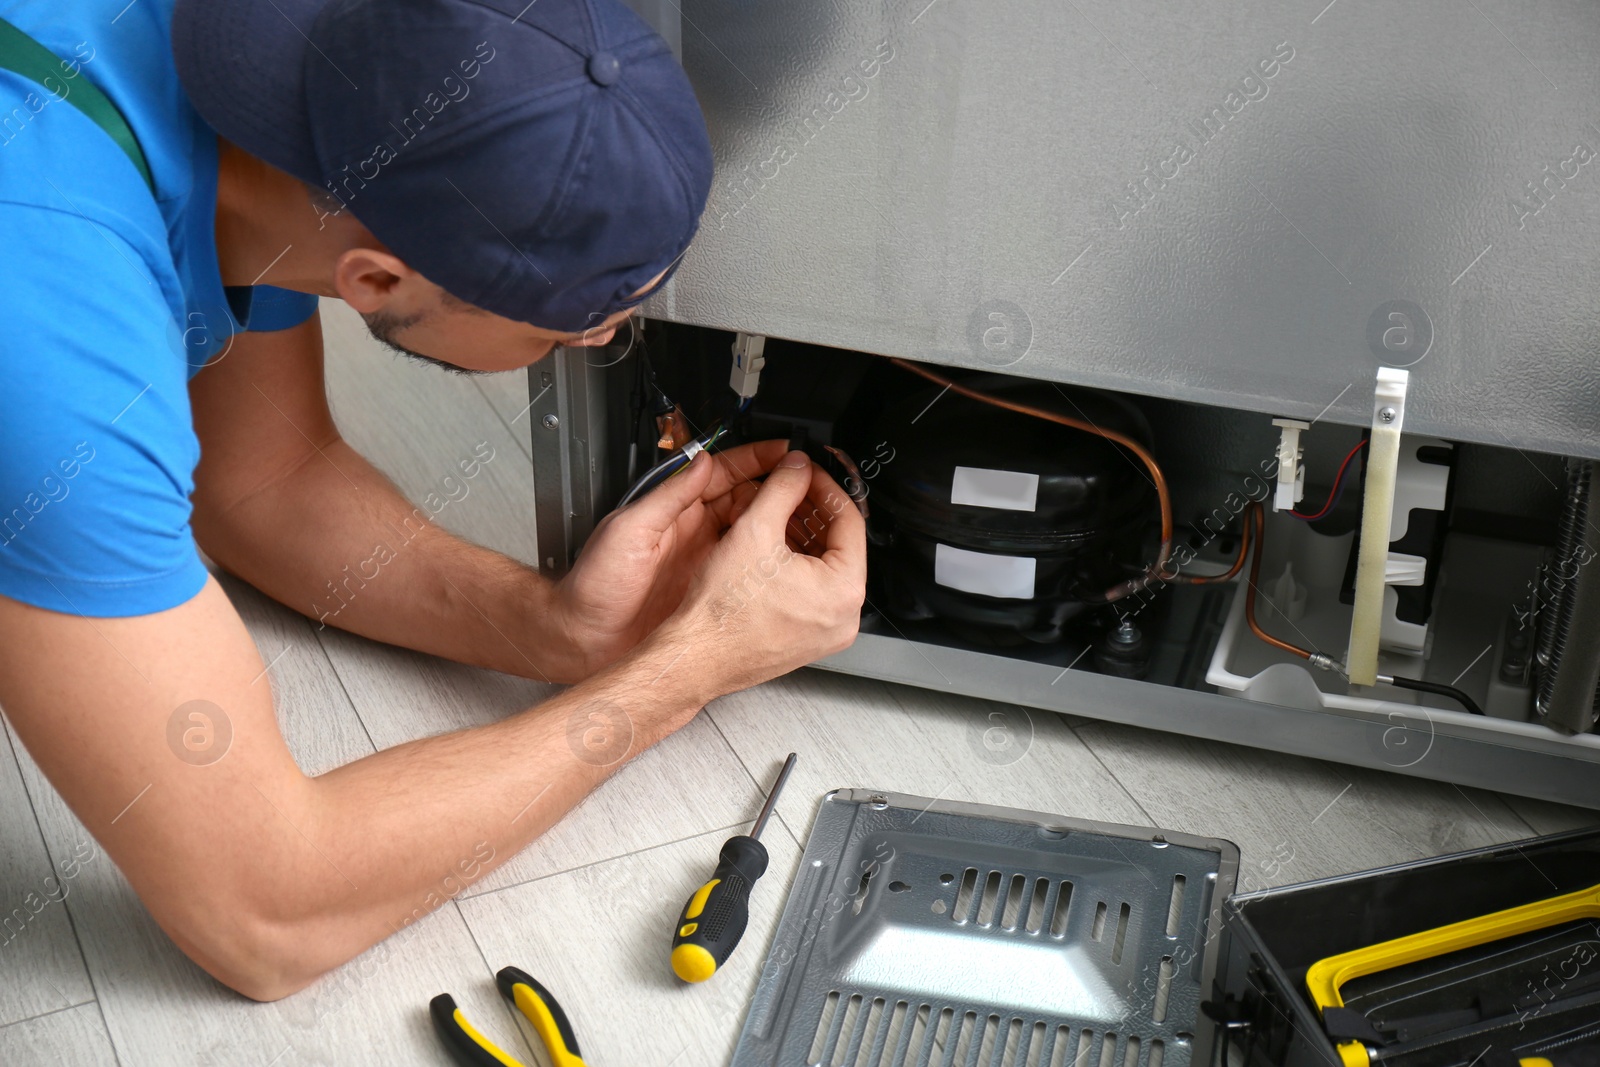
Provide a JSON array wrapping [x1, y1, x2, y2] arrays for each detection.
[[934, 544, 1037, 600], [950, 466, 1039, 512]]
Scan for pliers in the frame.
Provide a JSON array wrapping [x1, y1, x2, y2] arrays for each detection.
[[430, 966, 587, 1067]]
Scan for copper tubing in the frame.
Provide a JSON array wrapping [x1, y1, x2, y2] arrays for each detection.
[[888, 358, 1172, 601], [1244, 501, 1313, 660], [1172, 511, 1251, 585]]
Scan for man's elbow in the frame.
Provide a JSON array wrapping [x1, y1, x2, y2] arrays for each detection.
[[163, 903, 334, 1002]]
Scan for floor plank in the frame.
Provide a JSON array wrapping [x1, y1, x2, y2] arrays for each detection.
[[0, 1003, 118, 1066], [1503, 795, 1600, 837], [459, 820, 803, 1067], [1074, 720, 1537, 893], [708, 668, 1154, 853], [319, 300, 539, 565], [0, 720, 95, 1026], [314, 620, 765, 896]]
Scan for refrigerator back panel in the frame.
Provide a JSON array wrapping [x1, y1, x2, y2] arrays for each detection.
[[646, 0, 1600, 458]]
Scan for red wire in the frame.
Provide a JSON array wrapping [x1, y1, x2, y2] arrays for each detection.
[[1291, 438, 1367, 521]]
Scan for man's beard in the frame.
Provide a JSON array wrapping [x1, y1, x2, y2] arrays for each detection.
[[362, 309, 484, 376]]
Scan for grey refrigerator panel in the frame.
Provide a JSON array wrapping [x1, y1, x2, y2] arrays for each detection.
[[644, 0, 1600, 458]]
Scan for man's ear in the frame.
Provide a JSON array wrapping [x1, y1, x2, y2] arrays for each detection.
[[332, 248, 416, 314]]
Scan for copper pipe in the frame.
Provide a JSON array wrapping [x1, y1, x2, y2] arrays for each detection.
[[1172, 511, 1251, 585], [888, 358, 1172, 602], [1244, 501, 1312, 660]]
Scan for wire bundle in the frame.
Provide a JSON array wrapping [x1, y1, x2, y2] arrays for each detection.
[[616, 398, 751, 508], [1288, 438, 1367, 522]]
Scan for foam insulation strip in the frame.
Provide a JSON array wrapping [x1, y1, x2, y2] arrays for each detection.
[[1347, 367, 1410, 686]]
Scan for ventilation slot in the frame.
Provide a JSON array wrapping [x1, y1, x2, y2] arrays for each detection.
[[953, 868, 979, 924], [1153, 957, 1174, 1023], [1046, 1026, 1075, 1067], [1024, 878, 1050, 934], [1001, 874, 1028, 930], [976, 870, 1004, 926], [809, 991, 841, 1065], [1072, 1029, 1096, 1067], [1165, 875, 1186, 937], [1110, 902, 1131, 964], [1096, 1032, 1118, 1067], [998, 1017, 1026, 1066], [950, 1011, 980, 1066], [1090, 901, 1108, 941], [904, 1005, 934, 1066], [1149, 1039, 1165, 1067], [1050, 881, 1074, 937], [1025, 1022, 1049, 1067]]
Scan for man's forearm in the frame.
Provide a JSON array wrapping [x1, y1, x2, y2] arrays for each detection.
[[194, 435, 582, 682]]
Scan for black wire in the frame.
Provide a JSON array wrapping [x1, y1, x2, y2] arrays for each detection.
[[1385, 675, 1486, 716]]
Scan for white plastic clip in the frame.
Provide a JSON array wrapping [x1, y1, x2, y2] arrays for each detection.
[[730, 333, 767, 399], [1270, 418, 1311, 512]]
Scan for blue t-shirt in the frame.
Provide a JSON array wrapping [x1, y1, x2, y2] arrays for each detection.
[[0, 0, 318, 616]]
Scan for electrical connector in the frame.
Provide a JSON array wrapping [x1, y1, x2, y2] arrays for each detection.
[[1271, 418, 1310, 512], [730, 333, 767, 399]]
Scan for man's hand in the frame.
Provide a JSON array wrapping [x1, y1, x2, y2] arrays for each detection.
[[550, 440, 792, 676], [650, 449, 868, 699]]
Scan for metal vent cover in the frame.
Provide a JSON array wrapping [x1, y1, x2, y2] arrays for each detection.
[[731, 790, 1239, 1067]]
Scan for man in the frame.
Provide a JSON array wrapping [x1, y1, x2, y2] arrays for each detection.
[[0, 0, 865, 1001]]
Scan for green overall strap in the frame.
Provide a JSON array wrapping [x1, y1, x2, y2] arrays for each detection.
[[0, 17, 154, 194]]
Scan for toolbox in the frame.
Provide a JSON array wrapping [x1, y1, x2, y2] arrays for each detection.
[[1215, 826, 1600, 1067]]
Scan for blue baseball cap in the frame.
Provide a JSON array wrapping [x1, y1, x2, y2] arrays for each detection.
[[172, 0, 714, 333]]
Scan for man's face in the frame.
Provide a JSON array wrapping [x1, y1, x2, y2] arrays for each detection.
[[364, 287, 645, 375], [336, 249, 667, 375]]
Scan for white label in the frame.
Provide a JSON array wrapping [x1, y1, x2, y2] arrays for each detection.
[[934, 544, 1037, 600], [950, 466, 1039, 512]]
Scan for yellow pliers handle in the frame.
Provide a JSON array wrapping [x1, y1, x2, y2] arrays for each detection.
[[430, 966, 587, 1067]]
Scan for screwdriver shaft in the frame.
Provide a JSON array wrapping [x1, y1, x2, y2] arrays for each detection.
[[748, 752, 797, 841]]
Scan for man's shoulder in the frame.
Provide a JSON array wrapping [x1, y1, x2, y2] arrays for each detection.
[[0, 65, 177, 272]]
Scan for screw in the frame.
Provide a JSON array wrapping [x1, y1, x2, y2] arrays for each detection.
[[868, 794, 889, 809], [541, 414, 560, 430], [1378, 407, 1396, 423], [1109, 619, 1141, 645]]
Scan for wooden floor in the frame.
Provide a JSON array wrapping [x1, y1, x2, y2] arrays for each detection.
[[3, 303, 1596, 1066]]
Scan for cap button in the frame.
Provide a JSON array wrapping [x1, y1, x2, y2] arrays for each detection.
[[587, 51, 622, 86]]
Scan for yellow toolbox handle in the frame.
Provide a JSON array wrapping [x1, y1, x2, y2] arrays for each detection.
[[1305, 881, 1600, 1067]]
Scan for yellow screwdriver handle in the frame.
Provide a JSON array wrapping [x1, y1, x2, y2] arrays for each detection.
[[671, 835, 768, 983]]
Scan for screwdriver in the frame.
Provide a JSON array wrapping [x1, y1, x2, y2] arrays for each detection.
[[670, 752, 797, 983]]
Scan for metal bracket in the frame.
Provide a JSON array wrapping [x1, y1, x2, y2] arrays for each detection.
[[528, 348, 607, 576], [1347, 368, 1410, 685]]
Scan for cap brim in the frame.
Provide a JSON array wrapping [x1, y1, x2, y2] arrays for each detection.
[[170, 0, 333, 184]]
